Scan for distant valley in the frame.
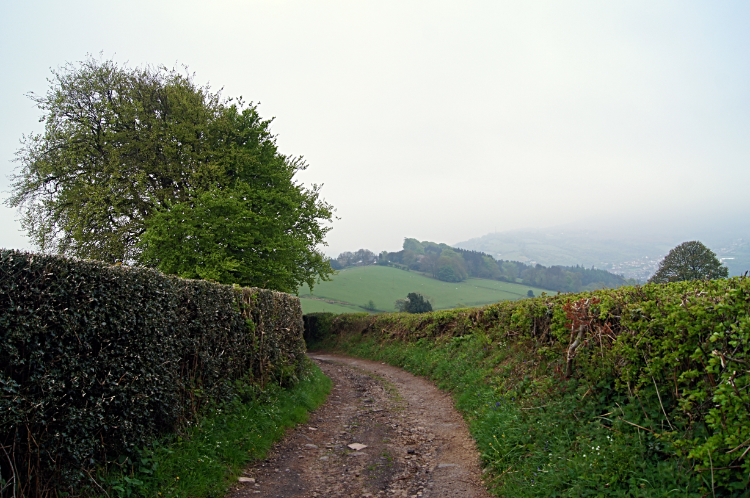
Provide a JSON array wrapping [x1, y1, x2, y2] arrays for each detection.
[[308, 236, 635, 314], [455, 222, 750, 280]]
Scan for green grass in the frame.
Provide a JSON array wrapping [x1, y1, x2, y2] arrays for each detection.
[[300, 265, 546, 312], [328, 333, 704, 497], [299, 297, 375, 315], [99, 360, 331, 498]]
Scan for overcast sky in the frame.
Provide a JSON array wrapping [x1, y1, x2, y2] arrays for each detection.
[[1, 1, 748, 257]]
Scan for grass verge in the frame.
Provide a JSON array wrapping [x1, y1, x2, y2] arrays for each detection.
[[97, 359, 331, 498]]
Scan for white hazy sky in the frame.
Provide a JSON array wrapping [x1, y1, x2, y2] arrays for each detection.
[[1, 1, 749, 257]]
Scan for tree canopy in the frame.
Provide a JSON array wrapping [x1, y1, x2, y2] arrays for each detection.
[[648, 241, 728, 284], [393, 292, 433, 313], [373, 238, 628, 292], [7, 57, 334, 292]]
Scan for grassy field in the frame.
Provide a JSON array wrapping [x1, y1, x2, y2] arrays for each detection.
[[299, 297, 371, 315], [299, 265, 547, 313]]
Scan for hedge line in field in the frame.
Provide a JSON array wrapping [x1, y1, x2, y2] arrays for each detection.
[[308, 277, 750, 493], [0, 249, 305, 496]]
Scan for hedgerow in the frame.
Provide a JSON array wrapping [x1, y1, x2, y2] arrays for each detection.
[[0, 249, 305, 496], [307, 277, 750, 495]]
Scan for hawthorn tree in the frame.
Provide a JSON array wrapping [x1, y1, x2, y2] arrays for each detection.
[[7, 57, 334, 292], [648, 241, 728, 284]]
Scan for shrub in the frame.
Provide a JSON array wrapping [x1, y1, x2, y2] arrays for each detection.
[[0, 249, 305, 496], [312, 278, 750, 494]]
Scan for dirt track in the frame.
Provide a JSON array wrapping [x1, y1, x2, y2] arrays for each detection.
[[226, 353, 491, 498]]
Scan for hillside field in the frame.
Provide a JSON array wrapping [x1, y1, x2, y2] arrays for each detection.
[[299, 265, 546, 313], [298, 298, 367, 315]]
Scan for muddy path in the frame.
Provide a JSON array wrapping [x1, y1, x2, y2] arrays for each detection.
[[226, 353, 491, 498]]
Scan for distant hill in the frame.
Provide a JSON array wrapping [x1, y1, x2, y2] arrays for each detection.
[[327, 238, 630, 304], [455, 223, 750, 280], [298, 265, 547, 314], [377, 238, 629, 292]]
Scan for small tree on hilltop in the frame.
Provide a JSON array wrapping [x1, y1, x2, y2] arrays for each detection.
[[648, 241, 728, 284]]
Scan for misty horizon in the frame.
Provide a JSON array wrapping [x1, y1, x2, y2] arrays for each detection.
[[2, 1, 748, 268]]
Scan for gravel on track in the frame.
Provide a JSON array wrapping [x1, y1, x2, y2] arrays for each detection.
[[226, 353, 491, 498]]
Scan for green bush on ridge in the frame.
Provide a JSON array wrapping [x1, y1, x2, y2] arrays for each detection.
[[307, 277, 750, 496], [0, 249, 306, 496]]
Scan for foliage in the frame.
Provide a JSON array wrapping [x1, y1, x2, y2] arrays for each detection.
[[402, 292, 433, 313], [101, 360, 331, 498], [333, 249, 377, 270], [526, 289, 534, 297], [376, 239, 628, 292], [302, 312, 339, 345], [648, 240, 728, 284], [7, 58, 216, 262], [7, 56, 333, 292], [0, 249, 307, 496], [307, 277, 750, 495], [435, 248, 468, 282], [139, 175, 332, 293]]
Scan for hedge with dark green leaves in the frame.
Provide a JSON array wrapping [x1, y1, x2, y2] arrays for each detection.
[[0, 249, 305, 496]]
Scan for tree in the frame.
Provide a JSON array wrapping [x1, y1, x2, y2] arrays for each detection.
[[648, 241, 728, 284], [403, 292, 433, 313], [7, 56, 334, 292], [527, 290, 535, 298], [419, 253, 440, 277], [139, 182, 331, 293], [9, 58, 218, 262], [435, 248, 468, 282], [353, 248, 375, 265], [336, 251, 354, 268]]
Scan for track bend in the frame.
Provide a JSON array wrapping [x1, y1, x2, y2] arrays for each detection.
[[226, 353, 491, 498]]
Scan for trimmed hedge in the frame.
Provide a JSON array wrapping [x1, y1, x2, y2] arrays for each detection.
[[0, 249, 305, 496], [308, 277, 750, 494]]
